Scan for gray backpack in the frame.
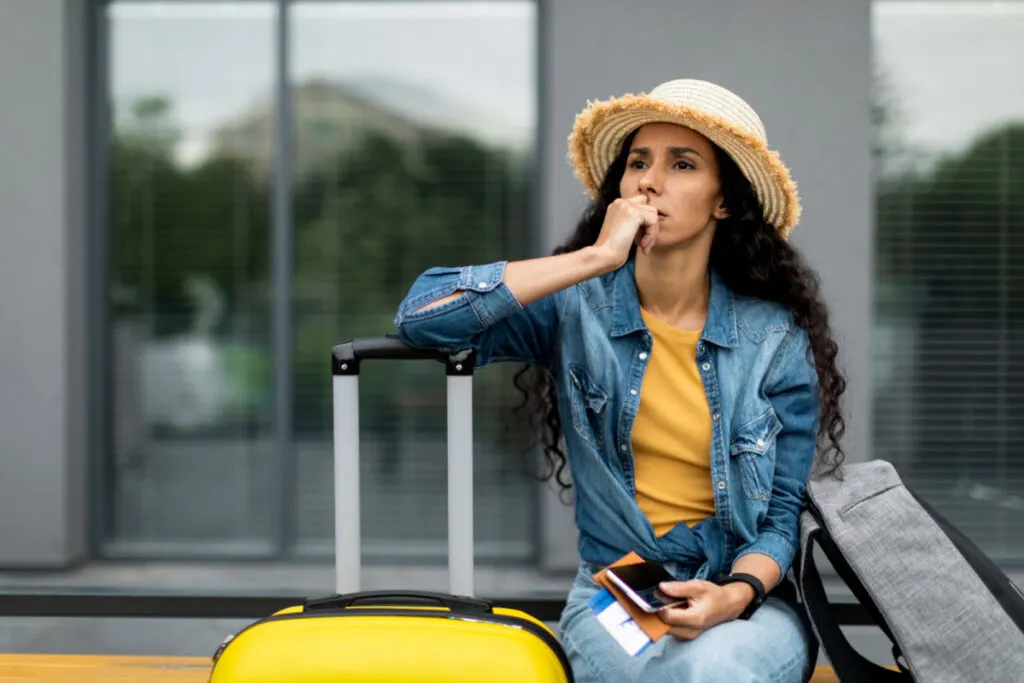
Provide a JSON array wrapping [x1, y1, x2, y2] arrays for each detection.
[[795, 460, 1024, 682]]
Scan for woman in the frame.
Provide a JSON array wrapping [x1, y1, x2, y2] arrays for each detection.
[[394, 78, 846, 683]]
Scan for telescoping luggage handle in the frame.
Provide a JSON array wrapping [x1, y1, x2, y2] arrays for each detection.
[[332, 334, 476, 598]]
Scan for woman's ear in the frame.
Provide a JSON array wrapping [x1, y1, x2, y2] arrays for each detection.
[[713, 201, 729, 220]]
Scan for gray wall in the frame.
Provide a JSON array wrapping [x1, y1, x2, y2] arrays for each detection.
[[0, 0, 90, 567], [538, 0, 873, 570]]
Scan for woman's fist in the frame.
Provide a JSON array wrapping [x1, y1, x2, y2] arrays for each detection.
[[592, 195, 660, 272]]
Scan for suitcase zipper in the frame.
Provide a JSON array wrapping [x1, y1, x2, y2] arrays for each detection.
[[211, 608, 573, 681]]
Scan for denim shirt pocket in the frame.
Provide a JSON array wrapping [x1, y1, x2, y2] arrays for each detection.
[[729, 408, 783, 502], [568, 364, 608, 451]]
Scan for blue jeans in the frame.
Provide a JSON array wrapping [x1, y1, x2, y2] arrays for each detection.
[[557, 564, 817, 683]]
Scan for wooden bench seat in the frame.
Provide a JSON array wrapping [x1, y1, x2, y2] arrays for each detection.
[[0, 654, 842, 682], [0, 655, 211, 682]]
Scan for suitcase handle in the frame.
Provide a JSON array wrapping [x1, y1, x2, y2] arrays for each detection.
[[332, 335, 475, 376], [303, 590, 493, 615], [333, 335, 476, 597]]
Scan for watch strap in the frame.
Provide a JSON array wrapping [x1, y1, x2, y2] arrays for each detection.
[[715, 572, 766, 620]]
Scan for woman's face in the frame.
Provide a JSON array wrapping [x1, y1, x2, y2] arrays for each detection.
[[618, 122, 727, 249]]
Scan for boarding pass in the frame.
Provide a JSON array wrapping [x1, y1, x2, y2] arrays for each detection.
[[588, 587, 653, 656]]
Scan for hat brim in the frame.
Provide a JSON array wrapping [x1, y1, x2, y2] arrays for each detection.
[[567, 94, 801, 238]]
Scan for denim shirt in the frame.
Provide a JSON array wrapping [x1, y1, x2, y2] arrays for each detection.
[[393, 258, 820, 582]]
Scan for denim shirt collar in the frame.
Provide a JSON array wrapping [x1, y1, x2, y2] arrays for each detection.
[[609, 258, 739, 348]]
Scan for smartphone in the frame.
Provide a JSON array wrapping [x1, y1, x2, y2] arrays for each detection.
[[605, 561, 689, 613]]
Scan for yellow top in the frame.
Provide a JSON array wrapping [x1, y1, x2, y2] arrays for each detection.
[[632, 307, 715, 536]]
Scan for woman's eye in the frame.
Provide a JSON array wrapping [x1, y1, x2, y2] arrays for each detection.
[[629, 159, 692, 170]]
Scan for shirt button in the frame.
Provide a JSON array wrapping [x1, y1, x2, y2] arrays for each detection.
[[712, 412, 720, 421], [638, 352, 648, 360], [478, 281, 487, 288], [756, 439, 765, 447], [702, 362, 711, 371], [630, 389, 638, 396], [718, 481, 727, 490], [620, 444, 627, 452]]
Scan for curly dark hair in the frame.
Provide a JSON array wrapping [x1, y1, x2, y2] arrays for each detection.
[[513, 130, 847, 492]]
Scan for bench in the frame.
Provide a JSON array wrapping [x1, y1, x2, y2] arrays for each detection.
[[0, 654, 845, 682], [0, 593, 873, 682]]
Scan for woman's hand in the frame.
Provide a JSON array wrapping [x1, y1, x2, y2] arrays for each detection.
[[655, 579, 755, 641], [591, 195, 660, 273]]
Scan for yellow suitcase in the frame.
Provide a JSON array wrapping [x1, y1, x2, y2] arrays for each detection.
[[209, 338, 572, 681], [209, 590, 573, 682]]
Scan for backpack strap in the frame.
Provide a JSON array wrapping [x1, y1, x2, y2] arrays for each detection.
[[795, 519, 911, 681]]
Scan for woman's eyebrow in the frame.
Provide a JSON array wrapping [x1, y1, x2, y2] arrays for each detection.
[[629, 146, 703, 158]]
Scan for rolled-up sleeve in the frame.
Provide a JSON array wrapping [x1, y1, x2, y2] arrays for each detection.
[[394, 261, 561, 368], [733, 325, 820, 577]]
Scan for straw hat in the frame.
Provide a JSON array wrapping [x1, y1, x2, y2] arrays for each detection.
[[567, 78, 801, 238]]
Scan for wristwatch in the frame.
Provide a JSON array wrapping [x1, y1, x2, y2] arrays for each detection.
[[714, 572, 767, 620]]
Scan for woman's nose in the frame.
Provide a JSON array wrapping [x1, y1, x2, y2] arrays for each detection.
[[639, 171, 660, 195], [638, 160, 663, 194]]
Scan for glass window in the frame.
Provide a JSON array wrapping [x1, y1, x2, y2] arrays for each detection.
[[104, 0, 538, 567], [289, 1, 538, 563], [106, 1, 276, 556], [872, 1, 1024, 563]]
